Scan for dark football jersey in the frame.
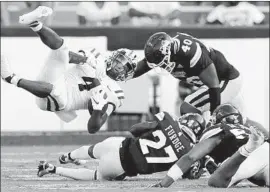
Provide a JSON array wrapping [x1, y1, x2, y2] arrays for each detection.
[[119, 111, 193, 176], [169, 32, 239, 86], [199, 123, 249, 164]]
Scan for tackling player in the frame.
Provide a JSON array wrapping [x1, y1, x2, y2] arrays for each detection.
[[37, 110, 211, 181], [152, 104, 269, 188], [106, 32, 244, 119], [1, 6, 137, 133]]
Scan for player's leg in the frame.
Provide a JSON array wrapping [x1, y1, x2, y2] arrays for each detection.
[[97, 137, 126, 180], [59, 137, 126, 164], [1, 55, 53, 98], [181, 85, 209, 115], [208, 127, 266, 188], [19, 6, 87, 64], [37, 161, 98, 181]]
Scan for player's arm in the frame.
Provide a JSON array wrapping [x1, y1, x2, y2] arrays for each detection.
[[87, 87, 112, 134], [87, 106, 108, 134], [130, 121, 158, 137], [133, 58, 152, 78], [198, 63, 220, 114], [154, 134, 222, 187]]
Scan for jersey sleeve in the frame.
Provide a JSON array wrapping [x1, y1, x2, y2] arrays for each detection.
[[190, 47, 213, 76], [200, 123, 250, 142], [199, 124, 223, 142]]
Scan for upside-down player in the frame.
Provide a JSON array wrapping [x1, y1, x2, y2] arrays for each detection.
[[1, 6, 137, 133], [152, 104, 269, 188], [37, 108, 214, 181]]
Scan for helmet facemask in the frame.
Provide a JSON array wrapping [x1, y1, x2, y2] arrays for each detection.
[[106, 49, 137, 81], [147, 39, 176, 73]]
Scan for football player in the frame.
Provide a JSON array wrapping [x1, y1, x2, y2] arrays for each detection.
[[37, 110, 211, 181], [1, 6, 137, 133], [106, 32, 244, 119], [152, 104, 269, 188]]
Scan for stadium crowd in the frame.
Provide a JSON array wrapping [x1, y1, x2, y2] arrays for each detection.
[[1, 1, 269, 27]]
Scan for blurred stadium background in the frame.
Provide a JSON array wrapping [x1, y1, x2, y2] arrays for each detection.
[[1, 1, 269, 145]]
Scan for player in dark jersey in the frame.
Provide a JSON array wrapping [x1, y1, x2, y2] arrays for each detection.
[[152, 104, 269, 188], [105, 32, 244, 118], [37, 112, 210, 181]]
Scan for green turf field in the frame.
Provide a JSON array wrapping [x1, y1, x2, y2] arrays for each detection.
[[1, 146, 268, 192]]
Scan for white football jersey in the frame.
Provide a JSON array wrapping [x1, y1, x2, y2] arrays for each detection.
[[51, 48, 124, 113]]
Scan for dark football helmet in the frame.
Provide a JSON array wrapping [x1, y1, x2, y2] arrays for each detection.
[[144, 32, 175, 73], [178, 113, 206, 143], [210, 104, 243, 126], [106, 48, 137, 81]]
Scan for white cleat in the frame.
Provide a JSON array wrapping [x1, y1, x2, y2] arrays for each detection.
[[19, 6, 53, 25], [1, 55, 15, 83]]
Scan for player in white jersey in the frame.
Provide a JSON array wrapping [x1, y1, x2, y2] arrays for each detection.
[[1, 6, 137, 133]]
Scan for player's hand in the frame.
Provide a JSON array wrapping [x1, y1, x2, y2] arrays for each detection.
[[182, 159, 205, 180], [91, 86, 108, 111], [151, 182, 163, 188]]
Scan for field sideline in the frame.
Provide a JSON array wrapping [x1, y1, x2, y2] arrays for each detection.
[[1, 146, 268, 192]]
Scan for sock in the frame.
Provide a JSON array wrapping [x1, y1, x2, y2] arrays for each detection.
[[7, 74, 21, 86], [29, 21, 43, 32], [69, 145, 92, 160], [49, 165, 56, 174], [56, 167, 98, 181]]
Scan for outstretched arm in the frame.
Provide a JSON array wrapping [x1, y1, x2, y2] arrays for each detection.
[[133, 58, 152, 78], [155, 134, 222, 187]]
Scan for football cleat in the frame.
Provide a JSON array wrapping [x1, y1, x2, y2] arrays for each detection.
[[59, 153, 87, 165], [1, 55, 15, 83], [37, 161, 55, 177], [19, 6, 53, 25]]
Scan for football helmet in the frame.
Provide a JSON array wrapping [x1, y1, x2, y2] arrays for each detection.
[[106, 48, 137, 81], [210, 104, 243, 125], [178, 113, 206, 143], [144, 32, 175, 73]]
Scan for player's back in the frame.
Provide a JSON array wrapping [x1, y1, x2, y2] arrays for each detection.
[[173, 32, 239, 81], [119, 112, 194, 177], [199, 123, 249, 164]]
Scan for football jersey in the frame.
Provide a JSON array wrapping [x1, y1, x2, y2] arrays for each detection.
[[199, 123, 249, 164], [169, 33, 239, 86], [119, 111, 194, 176], [50, 48, 124, 112]]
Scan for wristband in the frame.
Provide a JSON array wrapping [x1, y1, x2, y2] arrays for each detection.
[[167, 164, 183, 181]]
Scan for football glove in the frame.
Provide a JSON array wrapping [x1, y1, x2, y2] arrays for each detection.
[[90, 86, 108, 111], [182, 159, 205, 180]]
